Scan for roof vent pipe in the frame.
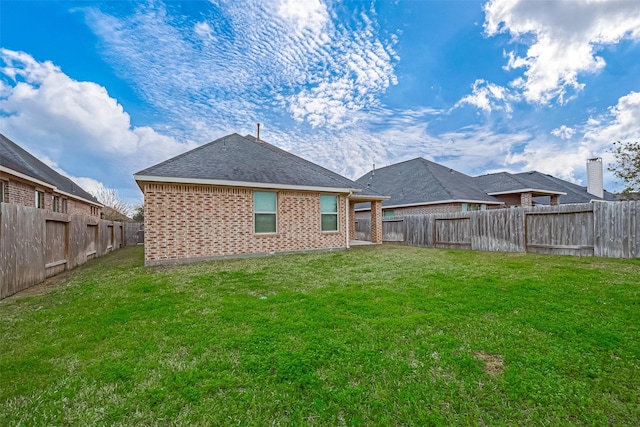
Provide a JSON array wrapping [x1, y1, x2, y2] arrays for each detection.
[[371, 163, 375, 177], [256, 123, 261, 142], [586, 157, 603, 198]]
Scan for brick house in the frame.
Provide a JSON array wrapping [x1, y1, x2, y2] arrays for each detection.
[[354, 158, 504, 218], [0, 134, 102, 217], [134, 133, 388, 266], [355, 157, 615, 218]]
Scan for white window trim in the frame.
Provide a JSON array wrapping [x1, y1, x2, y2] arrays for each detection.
[[254, 191, 278, 234], [320, 194, 339, 232]]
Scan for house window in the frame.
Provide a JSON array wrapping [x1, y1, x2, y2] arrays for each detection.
[[0, 181, 5, 203], [383, 210, 395, 217], [254, 191, 277, 233], [461, 203, 468, 212], [62, 199, 68, 214], [320, 195, 338, 231], [35, 190, 45, 209], [53, 196, 59, 212], [481, 204, 487, 211]]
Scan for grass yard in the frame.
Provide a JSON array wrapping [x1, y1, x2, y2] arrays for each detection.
[[1, 245, 639, 426]]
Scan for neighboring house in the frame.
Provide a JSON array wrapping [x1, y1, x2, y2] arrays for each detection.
[[473, 171, 566, 207], [0, 133, 102, 216], [134, 133, 388, 266], [355, 157, 615, 217], [354, 158, 504, 218]]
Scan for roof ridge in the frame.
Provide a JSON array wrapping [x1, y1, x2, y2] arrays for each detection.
[[243, 134, 359, 189]]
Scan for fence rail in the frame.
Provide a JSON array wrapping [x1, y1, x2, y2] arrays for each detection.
[[1, 203, 142, 299], [355, 202, 640, 259]]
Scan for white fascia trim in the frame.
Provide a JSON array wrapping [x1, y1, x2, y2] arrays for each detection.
[[349, 194, 390, 201], [1, 165, 102, 207], [134, 174, 361, 194], [354, 199, 504, 211], [487, 188, 566, 196]]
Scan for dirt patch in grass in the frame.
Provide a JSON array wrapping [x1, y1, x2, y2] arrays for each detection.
[[1, 269, 77, 302], [474, 351, 505, 376]]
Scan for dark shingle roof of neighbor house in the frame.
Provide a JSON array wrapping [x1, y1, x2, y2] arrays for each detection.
[[136, 133, 382, 195], [354, 158, 502, 209], [512, 171, 616, 204], [0, 133, 100, 204], [473, 171, 563, 195]]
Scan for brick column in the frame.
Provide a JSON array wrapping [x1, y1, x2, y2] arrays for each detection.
[[371, 200, 383, 244], [349, 203, 355, 241], [520, 192, 532, 207], [550, 194, 560, 205]]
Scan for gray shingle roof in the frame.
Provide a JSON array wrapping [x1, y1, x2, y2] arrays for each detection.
[[473, 171, 562, 194], [136, 133, 378, 193], [354, 158, 501, 209], [0, 133, 99, 204], [512, 171, 616, 203]]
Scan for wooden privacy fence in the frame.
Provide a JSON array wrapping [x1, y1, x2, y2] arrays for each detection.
[[0, 203, 142, 299], [354, 202, 640, 258]]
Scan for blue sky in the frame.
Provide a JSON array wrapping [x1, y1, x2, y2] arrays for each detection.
[[2, 0, 640, 205]]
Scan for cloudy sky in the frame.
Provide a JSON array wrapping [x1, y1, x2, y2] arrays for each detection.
[[2, 0, 640, 204]]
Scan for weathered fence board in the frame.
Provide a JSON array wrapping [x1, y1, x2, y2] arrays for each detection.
[[524, 204, 594, 256], [471, 208, 524, 252], [356, 201, 639, 260], [354, 218, 371, 241], [434, 217, 471, 248], [0, 203, 142, 299], [382, 219, 404, 242]]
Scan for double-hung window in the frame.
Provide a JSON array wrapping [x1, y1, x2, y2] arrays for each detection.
[[320, 195, 338, 231], [53, 196, 60, 212], [254, 191, 277, 233]]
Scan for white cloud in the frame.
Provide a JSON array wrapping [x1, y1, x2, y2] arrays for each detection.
[[484, 0, 640, 105], [502, 91, 640, 190], [276, 0, 330, 36], [0, 49, 197, 197], [455, 79, 516, 113], [81, 0, 398, 131], [194, 21, 216, 41], [551, 125, 575, 140], [584, 91, 640, 146]]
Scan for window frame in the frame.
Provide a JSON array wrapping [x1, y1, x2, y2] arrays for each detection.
[[35, 190, 45, 209], [53, 195, 60, 212], [254, 191, 277, 234], [320, 194, 339, 232], [62, 198, 68, 214], [0, 180, 5, 203]]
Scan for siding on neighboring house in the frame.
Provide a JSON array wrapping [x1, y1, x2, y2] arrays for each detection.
[[143, 183, 347, 264]]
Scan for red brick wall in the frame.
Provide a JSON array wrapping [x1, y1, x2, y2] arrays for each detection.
[[1, 175, 99, 217], [493, 193, 534, 207], [4, 178, 36, 207], [143, 183, 347, 264]]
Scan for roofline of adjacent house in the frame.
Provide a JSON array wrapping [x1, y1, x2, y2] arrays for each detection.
[[1, 165, 103, 207], [487, 188, 566, 196], [133, 174, 365, 194], [354, 199, 505, 211]]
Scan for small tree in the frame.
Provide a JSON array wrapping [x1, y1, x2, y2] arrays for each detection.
[[608, 140, 640, 199], [91, 186, 132, 218], [132, 204, 144, 222]]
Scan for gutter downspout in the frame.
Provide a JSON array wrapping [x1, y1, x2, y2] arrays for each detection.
[[346, 191, 353, 249]]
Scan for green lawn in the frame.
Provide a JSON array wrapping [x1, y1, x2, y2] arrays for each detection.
[[1, 245, 639, 426]]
